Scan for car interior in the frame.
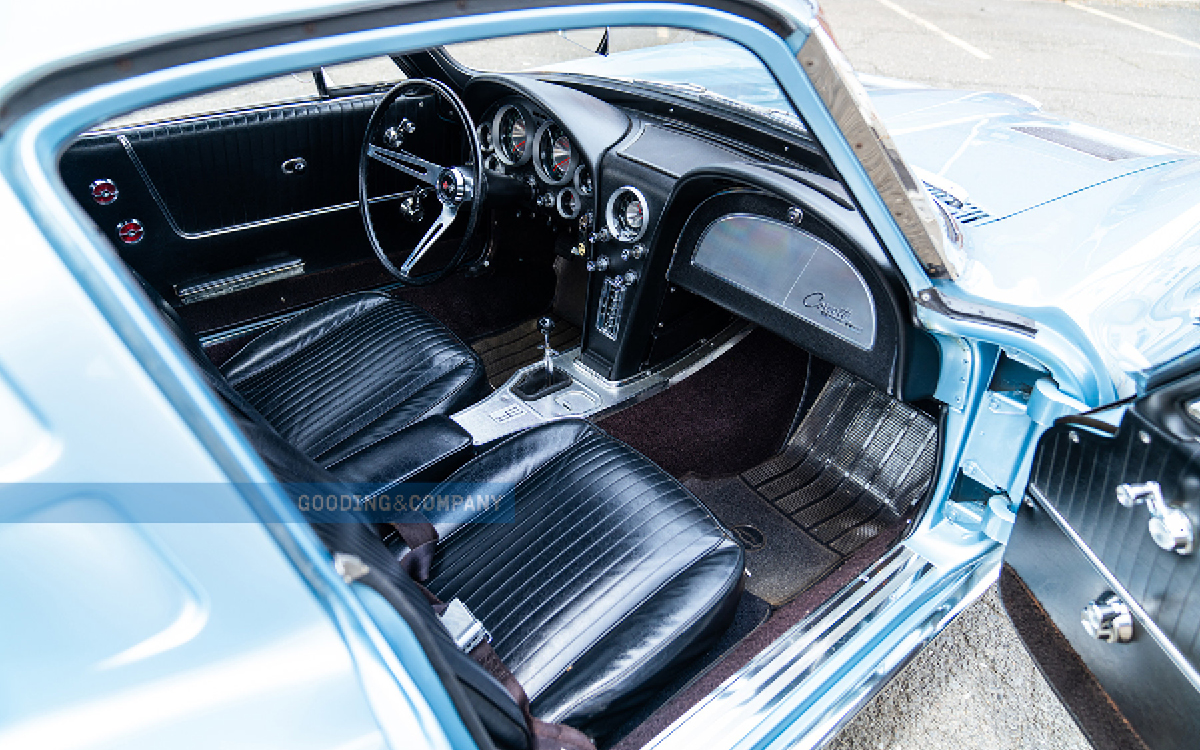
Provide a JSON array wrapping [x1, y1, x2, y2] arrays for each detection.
[[59, 32, 950, 749]]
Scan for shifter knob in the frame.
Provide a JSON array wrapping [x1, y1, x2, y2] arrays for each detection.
[[538, 317, 555, 337]]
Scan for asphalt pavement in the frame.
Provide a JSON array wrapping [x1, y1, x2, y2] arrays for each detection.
[[822, 0, 1200, 151], [825, 585, 1091, 750]]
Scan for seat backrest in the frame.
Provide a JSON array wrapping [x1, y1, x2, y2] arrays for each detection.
[[127, 266, 529, 750]]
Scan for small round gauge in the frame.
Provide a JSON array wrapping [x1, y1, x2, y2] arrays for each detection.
[[556, 187, 582, 220], [606, 186, 649, 243], [478, 121, 493, 153], [533, 121, 576, 186], [492, 103, 532, 166], [574, 164, 593, 196]]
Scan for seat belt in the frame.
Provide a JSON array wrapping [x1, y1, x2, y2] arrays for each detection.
[[467, 637, 596, 750], [436, 593, 596, 750], [383, 519, 438, 581], [336, 553, 596, 750]]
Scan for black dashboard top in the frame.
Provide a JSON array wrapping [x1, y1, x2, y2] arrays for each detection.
[[462, 73, 927, 400]]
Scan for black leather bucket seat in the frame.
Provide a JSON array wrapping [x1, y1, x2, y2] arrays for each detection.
[[424, 420, 745, 732], [137, 277, 745, 743], [146, 282, 488, 467], [219, 292, 488, 466]]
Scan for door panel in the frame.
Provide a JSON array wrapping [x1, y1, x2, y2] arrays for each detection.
[[1008, 369, 1200, 750], [60, 91, 454, 331], [120, 96, 381, 233]]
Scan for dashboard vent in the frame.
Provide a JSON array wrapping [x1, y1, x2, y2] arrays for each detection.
[[923, 183, 991, 224], [1011, 125, 1145, 161]]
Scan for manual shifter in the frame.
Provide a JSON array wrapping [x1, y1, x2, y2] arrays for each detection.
[[539, 317, 556, 377], [512, 317, 572, 401]]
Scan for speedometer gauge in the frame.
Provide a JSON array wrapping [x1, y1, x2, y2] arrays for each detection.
[[533, 121, 576, 186], [492, 104, 532, 166]]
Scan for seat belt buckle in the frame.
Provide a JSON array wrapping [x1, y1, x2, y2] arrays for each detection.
[[440, 598, 492, 653]]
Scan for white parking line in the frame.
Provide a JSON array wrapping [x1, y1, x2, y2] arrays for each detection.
[[872, 0, 992, 60], [1066, 1, 1200, 52]]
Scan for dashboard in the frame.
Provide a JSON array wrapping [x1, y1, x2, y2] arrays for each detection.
[[478, 96, 598, 224], [464, 76, 925, 400]]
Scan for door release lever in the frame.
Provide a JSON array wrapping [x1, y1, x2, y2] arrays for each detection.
[[1116, 481, 1194, 555], [1081, 592, 1133, 643]]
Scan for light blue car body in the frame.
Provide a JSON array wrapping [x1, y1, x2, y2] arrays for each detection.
[[0, 2, 1192, 749]]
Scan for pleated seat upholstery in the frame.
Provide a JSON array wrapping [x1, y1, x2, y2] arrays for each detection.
[[220, 292, 488, 466], [138, 272, 744, 744], [425, 420, 745, 735]]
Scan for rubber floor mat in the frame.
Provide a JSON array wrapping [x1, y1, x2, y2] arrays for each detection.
[[743, 367, 938, 556], [470, 315, 581, 388], [684, 475, 839, 605]]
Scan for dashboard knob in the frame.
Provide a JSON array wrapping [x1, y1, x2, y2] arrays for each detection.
[[536, 192, 554, 208], [586, 256, 610, 273], [623, 271, 639, 286], [589, 228, 611, 244], [620, 244, 648, 261]]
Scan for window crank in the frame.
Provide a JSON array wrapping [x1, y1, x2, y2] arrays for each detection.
[[1116, 481, 1194, 555]]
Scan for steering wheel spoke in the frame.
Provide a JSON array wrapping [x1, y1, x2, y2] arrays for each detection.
[[401, 203, 459, 276], [367, 143, 443, 186], [360, 78, 483, 285]]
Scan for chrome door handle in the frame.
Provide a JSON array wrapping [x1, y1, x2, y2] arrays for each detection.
[[1081, 592, 1134, 643], [1116, 481, 1194, 555], [281, 157, 307, 175]]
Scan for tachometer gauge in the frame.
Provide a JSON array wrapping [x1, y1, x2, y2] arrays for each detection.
[[493, 103, 532, 166], [533, 121, 576, 186], [574, 164, 593, 196], [606, 186, 649, 243]]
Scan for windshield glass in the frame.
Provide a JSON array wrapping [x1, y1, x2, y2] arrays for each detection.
[[443, 27, 804, 131]]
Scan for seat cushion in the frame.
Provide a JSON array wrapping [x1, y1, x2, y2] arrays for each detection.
[[221, 292, 488, 467], [426, 420, 745, 736]]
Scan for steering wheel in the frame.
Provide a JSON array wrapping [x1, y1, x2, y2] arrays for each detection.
[[359, 78, 483, 285]]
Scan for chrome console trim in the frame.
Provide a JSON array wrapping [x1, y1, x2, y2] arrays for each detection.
[[117, 134, 412, 240], [451, 321, 752, 445], [646, 532, 1001, 750]]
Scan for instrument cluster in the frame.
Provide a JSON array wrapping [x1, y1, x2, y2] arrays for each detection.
[[479, 98, 593, 221]]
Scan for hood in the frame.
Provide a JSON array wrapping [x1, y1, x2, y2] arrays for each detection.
[[871, 87, 1186, 222], [871, 87, 1200, 396]]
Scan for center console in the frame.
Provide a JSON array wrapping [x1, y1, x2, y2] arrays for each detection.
[[451, 322, 749, 446]]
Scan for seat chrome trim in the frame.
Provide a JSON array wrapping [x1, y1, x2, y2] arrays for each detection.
[[196, 279, 408, 347]]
